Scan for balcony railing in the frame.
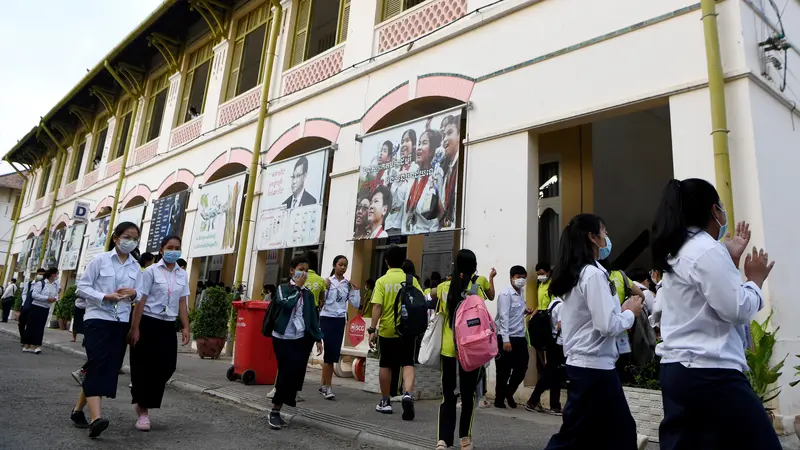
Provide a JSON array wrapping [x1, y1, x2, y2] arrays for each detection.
[[375, 0, 467, 53], [169, 116, 203, 150], [64, 181, 78, 199], [105, 158, 123, 179], [134, 139, 159, 166], [218, 85, 262, 127], [282, 43, 345, 95], [82, 169, 99, 191]]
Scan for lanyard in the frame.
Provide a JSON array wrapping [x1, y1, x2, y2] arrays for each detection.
[[160, 266, 179, 314]]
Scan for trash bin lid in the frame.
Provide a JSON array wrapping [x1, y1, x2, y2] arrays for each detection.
[[244, 300, 269, 310]]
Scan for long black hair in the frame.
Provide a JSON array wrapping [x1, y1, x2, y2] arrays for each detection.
[[330, 255, 347, 276], [446, 249, 477, 322], [651, 178, 720, 273], [549, 214, 605, 298], [107, 221, 141, 260]]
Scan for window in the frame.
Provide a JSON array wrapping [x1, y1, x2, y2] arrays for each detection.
[[380, 0, 426, 22], [90, 124, 109, 172], [69, 140, 86, 183], [289, 0, 351, 67], [226, 4, 272, 100], [539, 162, 559, 199], [37, 163, 52, 199], [178, 41, 214, 125], [111, 99, 134, 161], [142, 74, 169, 144]]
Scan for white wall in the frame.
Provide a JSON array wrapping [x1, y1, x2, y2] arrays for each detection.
[[0, 187, 19, 265]]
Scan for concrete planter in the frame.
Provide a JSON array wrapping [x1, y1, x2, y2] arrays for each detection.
[[363, 357, 443, 400], [624, 386, 663, 442]]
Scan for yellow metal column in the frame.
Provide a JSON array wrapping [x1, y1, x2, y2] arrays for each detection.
[[0, 164, 28, 282]]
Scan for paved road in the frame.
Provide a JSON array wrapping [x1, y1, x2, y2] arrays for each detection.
[[0, 333, 380, 450]]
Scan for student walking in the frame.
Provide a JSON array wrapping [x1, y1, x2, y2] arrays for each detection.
[[128, 235, 190, 431], [19, 268, 45, 346], [526, 296, 564, 414], [71, 222, 142, 439], [319, 255, 360, 400], [2, 278, 17, 322], [268, 255, 323, 430], [494, 265, 532, 409], [651, 178, 781, 450], [544, 214, 643, 450], [25, 268, 60, 354]]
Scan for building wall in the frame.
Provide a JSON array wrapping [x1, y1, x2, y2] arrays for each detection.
[[0, 187, 20, 266]]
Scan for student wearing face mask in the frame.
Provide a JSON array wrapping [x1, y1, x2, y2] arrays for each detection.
[[544, 214, 644, 450], [19, 267, 45, 349], [71, 222, 142, 439], [494, 265, 533, 408], [128, 235, 190, 431], [535, 263, 554, 310], [25, 267, 60, 354], [651, 179, 780, 449]]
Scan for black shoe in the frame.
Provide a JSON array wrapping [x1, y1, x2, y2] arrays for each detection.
[[507, 395, 518, 409], [494, 401, 506, 409], [70, 410, 89, 429], [88, 418, 109, 438], [268, 411, 282, 430], [401, 393, 415, 421]]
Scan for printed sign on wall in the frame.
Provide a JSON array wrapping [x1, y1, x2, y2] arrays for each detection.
[[45, 227, 66, 269], [116, 204, 146, 230], [79, 216, 110, 274], [60, 223, 86, 271], [73, 201, 90, 222], [17, 238, 33, 274], [28, 235, 45, 271], [146, 191, 189, 253], [188, 174, 246, 258]]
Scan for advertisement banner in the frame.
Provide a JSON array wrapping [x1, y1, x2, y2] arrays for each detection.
[[28, 235, 45, 271], [17, 238, 33, 274], [79, 216, 111, 273], [60, 223, 86, 271], [146, 191, 189, 253], [116, 204, 146, 230], [45, 228, 66, 269], [255, 149, 328, 250], [188, 174, 246, 258], [353, 109, 462, 239]]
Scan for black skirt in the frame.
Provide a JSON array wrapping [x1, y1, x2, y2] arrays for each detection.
[[319, 316, 345, 364], [72, 306, 85, 335], [272, 336, 314, 407], [130, 315, 178, 409], [25, 305, 50, 346], [82, 319, 129, 398]]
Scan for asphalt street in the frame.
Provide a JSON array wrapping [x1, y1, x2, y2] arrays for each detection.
[[0, 333, 381, 450]]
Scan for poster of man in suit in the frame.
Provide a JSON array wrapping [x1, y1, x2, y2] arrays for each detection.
[[282, 156, 318, 209]]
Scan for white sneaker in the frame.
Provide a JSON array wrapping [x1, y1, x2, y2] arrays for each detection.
[[22, 347, 34, 353], [324, 386, 335, 400], [295, 393, 305, 402], [266, 387, 276, 399], [375, 398, 392, 414], [33, 347, 42, 354], [318, 386, 326, 396], [636, 434, 649, 450], [71, 368, 86, 386]]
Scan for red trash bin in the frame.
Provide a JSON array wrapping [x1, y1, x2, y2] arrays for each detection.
[[226, 301, 278, 385]]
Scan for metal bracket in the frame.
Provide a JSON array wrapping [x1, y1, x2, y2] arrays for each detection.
[[51, 121, 74, 144], [89, 86, 118, 114], [147, 33, 183, 73], [117, 63, 146, 97], [189, 0, 231, 40], [68, 105, 94, 131]]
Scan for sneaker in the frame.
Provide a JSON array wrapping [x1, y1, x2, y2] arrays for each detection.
[[135, 415, 151, 432], [33, 347, 42, 354], [268, 411, 282, 430], [324, 386, 335, 400], [477, 398, 491, 409], [295, 393, 305, 402], [636, 433, 649, 450], [524, 402, 546, 413], [318, 386, 326, 396], [22, 347, 33, 353], [436, 440, 448, 450], [375, 398, 392, 414], [550, 406, 563, 416], [70, 410, 89, 429], [71, 368, 86, 386], [506, 395, 517, 409], [88, 418, 110, 439], [494, 400, 506, 409], [266, 387, 276, 399], [401, 393, 415, 421], [460, 436, 474, 450]]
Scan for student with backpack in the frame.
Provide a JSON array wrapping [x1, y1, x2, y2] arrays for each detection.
[[2, 278, 18, 322], [25, 268, 59, 354], [368, 245, 425, 420], [494, 265, 533, 409], [19, 268, 45, 346], [526, 294, 564, 414]]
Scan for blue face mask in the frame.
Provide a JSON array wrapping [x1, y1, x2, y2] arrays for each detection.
[[598, 236, 612, 260], [715, 205, 728, 241], [163, 250, 181, 264]]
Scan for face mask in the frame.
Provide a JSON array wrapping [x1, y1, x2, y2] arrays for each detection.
[[163, 250, 181, 264], [513, 278, 527, 288], [598, 236, 612, 260], [537, 275, 548, 282], [715, 205, 728, 241], [293, 270, 306, 281], [117, 238, 138, 255], [35, 275, 43, 281]]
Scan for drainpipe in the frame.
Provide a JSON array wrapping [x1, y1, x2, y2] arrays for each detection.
[[39, 124, 69, 267], [103, 60, 141, 247], [234, 0, 283, 295], [0, 162, 28, 283], [701, 0, 734, 222]]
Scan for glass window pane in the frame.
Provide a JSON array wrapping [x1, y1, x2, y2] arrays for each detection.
[[70, 142, 86, 182], [186, 60, 211, 122], [539, 162, 559, 199], [237, 23, 266, 96], [147, 90, 168, 141]]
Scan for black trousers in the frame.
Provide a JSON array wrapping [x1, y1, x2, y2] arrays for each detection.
[[272, 336, 314, 407], [529, 343, 564, 409], [438, 356, 482, 447], [660, 362, 781, 450], [130, 316, 178, 409], [494, 336, 529, 403], [545, 365, 637, 450], [18, 305, 31, 344], [1, 298, 12, 322], [24, 305, 49, 346]]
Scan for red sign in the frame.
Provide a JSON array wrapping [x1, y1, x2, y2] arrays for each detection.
[[348, 315, 366, 347]]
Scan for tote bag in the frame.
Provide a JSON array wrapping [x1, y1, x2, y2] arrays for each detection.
[[418, 312, 444, 366]]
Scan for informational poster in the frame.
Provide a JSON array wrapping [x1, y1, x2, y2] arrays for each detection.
[[17, 238, 33, 274], [188, 173, 246, 258], [60, 223, 87, 271], [79, 216, 110, 273], [116, 204, 146, 230], [255, 149, 328, 250], [45, 227, 66, 269], [353, 109, 462, 239], [146, 191, 189, 253], [421, 252, 453, 286], [28, 235, 45, 271]]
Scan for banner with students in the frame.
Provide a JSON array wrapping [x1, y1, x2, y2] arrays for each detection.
[[79, 216, 110, 274], [17, 237, 33, 273], [28, 235, 45, 271], [45, 227, 66, 269], [59, 223, 86, 271], [352, 109, 462, 240], [188, 174, 246, 257], [255, 149, 328, 250]]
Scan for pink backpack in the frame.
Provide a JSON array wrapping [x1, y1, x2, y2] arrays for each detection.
[[454, 280, 498, 372]]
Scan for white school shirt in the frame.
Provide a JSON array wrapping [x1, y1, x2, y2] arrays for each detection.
[[30, 280, 59, 309], [386, 163, 416, 231], [138, 260, 190, 322], [560, 263, 635, 370], [495, 285, 526, 339], [3, 283, 17, 299], [320, 276, 361, 319], [402, 173, 439, 234], [78, 249, 142, 322], [656, 229, 763, 372]]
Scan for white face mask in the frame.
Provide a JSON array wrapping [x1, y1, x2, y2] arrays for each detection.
[[513, 278, 527, 288], [537, 275, 548, 282]]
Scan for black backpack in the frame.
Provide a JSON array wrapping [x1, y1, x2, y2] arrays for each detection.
[[394, 274, 427, 337], [528, 299, 562, 350]]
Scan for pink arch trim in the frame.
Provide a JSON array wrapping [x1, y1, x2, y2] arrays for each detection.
[[95, 196, 115, 215], [264, 119, 340, 164], [27, 225, 40, 237], [203, 148, 252, 180], [52, 213, 70, 230], [122, 184, 152, 207], [155, 169, 196, 199]]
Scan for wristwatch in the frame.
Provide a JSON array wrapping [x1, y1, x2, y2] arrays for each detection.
[[367, 327, 377, 334]]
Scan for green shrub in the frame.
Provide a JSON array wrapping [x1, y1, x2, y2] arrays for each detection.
[[746, 313, 785, 408], [191, 286, 231, 339], [55, 285, 77, 321], [625, 356, 661, 391], [12, 284, 22, 312]]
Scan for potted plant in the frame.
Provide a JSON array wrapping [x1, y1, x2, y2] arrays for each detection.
[[56, 285, 77, 330], [191, 286, 230, 359], [745, 313, 785, 424], [11, 285, 22, 320]]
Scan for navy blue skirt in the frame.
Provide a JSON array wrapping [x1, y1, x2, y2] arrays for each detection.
[[319, 316, 345, 364], [82, 319, 129, 398]]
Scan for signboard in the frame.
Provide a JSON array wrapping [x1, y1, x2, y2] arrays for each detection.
[[17, 238, 33, 273], [79, 216, 110, 274], [146, 191, 189, 253], [73, 201, 90, 222], [45, 227, 66, 269], [116, 204, 146, 230], [348, 315, 366, 347], [353, 109, 462, 239], [28, 235, 45, 271], [255, 149, 328, 250], [188, 174, 246, 258], [60, 223, 86, 271]]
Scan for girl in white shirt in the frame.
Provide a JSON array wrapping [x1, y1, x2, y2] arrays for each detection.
[[71, 221, 142, 439], [26, 268, 60, 353], [651, 178, 780, 449], [544, 214, 643, 450], [128, 235, 190, 431], [318, 255, 361, 400]]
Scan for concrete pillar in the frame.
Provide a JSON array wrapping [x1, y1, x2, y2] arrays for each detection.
[[342, 0, 379, 67], [128, 96, 147, 167], [157, 72, 182, 155], [202, 39, 230, 134]]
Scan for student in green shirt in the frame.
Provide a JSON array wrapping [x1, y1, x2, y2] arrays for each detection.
[[535, 262, 554, 311], [304, 252, 327, 308]]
